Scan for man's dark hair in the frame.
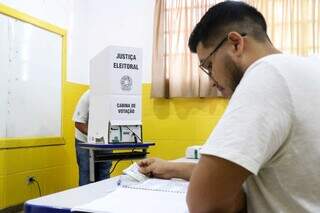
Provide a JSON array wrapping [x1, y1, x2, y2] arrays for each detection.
[[188, 1, 268, 53]]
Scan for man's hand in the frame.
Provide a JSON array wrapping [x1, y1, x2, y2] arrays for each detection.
[[138, 158, 196, 180], [138, 158, 174, 179]]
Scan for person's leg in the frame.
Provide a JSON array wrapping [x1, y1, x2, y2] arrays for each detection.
[[95, 160, 112, 181], [95, 150, 113, 181], [75, 139, 90, 186]]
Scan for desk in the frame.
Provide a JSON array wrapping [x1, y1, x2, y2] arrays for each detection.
[[24, 177, 119, 213], [24, 158, 198, 213], [79, 142, 155, 182]]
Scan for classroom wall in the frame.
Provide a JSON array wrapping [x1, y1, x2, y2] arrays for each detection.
[[0, 0, 228, 210], [0, 0, 80, 210], [70, 0, 155, 84], [0, 0, 90, 84], [0, 0, 155, 84], [0, 82, 85, 209]]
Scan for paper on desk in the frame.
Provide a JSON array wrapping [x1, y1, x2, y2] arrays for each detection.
[[122, 178, 189, 193], [71, 179, 189, 213]]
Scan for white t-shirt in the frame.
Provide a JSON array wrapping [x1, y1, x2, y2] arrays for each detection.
[[200, 54, 320, 212], [72, 90, 90, 142]]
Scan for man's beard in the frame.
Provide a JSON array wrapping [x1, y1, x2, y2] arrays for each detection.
[[224, 55, 244, 93]]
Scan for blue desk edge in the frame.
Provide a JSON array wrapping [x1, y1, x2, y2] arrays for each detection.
[[78, 142, 155, 149], [24, 202, 71, 213]]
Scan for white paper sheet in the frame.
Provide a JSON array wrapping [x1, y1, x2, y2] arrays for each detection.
[[72, 179, 189, 213]]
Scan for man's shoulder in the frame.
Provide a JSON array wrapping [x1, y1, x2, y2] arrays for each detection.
[[234, 55, 293, 99], [249, 54, 295, 70], [244, 54, 305, 81]]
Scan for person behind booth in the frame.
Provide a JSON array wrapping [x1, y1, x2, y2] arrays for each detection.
[[138, 1, 320, 213], [73, 90, 112, 186]]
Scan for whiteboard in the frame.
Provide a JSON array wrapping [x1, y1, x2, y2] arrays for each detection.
[[0, 13, 62, 138]]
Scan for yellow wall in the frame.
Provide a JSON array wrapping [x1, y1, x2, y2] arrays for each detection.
[[0, 82, 84, 209], [0, 82, 228, 209], [142, 84, 228, 159]]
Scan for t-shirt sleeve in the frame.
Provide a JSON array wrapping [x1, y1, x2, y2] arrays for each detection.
[[200, 62, 293, 175], [72, 90, 90, 124]]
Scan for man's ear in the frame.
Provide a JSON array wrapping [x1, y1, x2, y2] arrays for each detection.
[[227, 32, 244, 57]]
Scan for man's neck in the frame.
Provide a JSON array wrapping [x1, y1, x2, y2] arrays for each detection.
[[244, 42, 281, 71]]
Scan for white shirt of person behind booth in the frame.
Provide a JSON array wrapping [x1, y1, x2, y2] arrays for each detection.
[[73, 90, 90, 143], [200, 54, 320, 213]]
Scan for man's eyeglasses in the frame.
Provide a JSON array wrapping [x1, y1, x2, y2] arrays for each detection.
[[199, 33, 247, 79]]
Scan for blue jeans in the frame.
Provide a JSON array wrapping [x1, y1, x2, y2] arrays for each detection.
[[75, 139, 112, 186]]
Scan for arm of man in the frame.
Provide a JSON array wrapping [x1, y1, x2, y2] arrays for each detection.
[[75, 122, 88, 135], [138, 158, 196, 180], [187, 155, 251, 213]]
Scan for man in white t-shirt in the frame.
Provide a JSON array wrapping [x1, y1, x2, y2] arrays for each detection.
[[73, 90, 112, 186], [138, 1, 320, 212]]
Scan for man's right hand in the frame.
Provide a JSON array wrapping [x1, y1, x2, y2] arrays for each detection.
[[138, 158, 174, 179]]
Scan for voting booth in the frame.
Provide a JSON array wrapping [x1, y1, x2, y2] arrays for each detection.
[[88, 46, 143, 144]]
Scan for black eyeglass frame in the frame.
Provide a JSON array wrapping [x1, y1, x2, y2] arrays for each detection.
[[199, 33, 247, 79]]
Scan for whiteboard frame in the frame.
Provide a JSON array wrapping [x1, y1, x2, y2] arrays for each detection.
[[0, 3, 67, 148]]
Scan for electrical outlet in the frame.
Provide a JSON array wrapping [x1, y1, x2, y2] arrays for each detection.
[[27, 176, 35, 185]]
